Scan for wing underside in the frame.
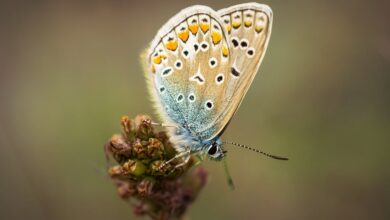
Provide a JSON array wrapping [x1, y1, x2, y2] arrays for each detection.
[[144, 3, 272, 142]]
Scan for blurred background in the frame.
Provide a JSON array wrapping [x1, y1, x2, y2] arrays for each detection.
[[1, 0, 389, 219]]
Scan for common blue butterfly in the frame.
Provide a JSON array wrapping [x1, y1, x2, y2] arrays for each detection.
[[144, 3, 286, 167]]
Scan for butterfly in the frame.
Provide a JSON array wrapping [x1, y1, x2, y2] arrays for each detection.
[[143, 3, 286, 167]]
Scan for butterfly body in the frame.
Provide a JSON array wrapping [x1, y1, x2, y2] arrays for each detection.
[[144, 3, 272, 160]]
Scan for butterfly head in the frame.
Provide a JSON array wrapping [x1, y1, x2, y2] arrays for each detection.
[[206, 138, 225, 161]]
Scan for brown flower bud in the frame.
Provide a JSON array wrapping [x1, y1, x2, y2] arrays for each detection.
[[134, 115, 154, 140], [156, 132, 177, 158], [121, 116, 135, 141], [137, 178, 154, 197], [123, 159, 147, 177], [115, 179, 137, 199], [108, 165, 124, 178], [132, 139, 147, 159], [110, 134, 130, 151], [147, 138, 164, 160], [107, 134, 132, 163], [149, 160, 169, 176]]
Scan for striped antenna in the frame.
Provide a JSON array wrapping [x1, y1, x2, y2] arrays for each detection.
[[223, 141, 289, 161]]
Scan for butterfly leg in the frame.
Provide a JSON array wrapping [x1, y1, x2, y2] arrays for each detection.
[[171, 149, 191, 170], [151, 122, 179, 129], [158, 147, 191, 171]]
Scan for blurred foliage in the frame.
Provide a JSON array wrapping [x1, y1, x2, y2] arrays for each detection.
[[0, 0, 389, 220]]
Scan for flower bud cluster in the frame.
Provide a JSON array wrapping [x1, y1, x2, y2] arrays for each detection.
[[105, 115, 207, 220]]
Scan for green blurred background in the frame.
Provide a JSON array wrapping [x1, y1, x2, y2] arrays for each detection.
[[1, 0, 389, 219]]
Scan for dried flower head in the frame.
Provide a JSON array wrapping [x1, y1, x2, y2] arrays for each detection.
[[105, 114, 208, 220]]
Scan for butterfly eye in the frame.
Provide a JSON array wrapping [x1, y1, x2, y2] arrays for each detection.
[[207, 142, 223, 160], [208, 143, 218, 155]]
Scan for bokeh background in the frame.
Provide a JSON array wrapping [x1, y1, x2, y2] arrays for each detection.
[[1, 0, 389, 219]]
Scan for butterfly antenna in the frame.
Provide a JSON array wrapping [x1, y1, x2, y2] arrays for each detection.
[[223, 141, 289, 160], [223, 158, 235, 190]]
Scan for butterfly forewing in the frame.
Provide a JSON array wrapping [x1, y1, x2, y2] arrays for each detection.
[[197, 3, 273, 140]]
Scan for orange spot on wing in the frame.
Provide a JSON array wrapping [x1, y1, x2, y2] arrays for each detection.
[[222, 45, 229, 57], [178, 30, 189, 42], [152, 56, 162, 64], [232, 22, 241, 29], [255, 26, 263, 33], [188, 24, 198, 35], [151, 64, 156, 73], [165, 40, 178, 51], [225, 24, 231, 34], [152, 54, 167, 64], [211, 31, 222, 45], [244, 21, 252, 27], [200, 23, 209, 33]]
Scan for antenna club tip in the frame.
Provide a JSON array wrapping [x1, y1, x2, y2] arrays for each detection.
[[272, 156, 289, 161]]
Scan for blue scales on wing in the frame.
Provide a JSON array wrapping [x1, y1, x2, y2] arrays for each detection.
[[145, 6, 236, 147]]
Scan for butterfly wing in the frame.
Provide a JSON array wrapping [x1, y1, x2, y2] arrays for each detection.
[[195, 3, 273, 140], [144, 3, 272, 146], [144, 6, 234, 141]]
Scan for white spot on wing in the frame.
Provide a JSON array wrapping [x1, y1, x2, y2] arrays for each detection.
[[240, 39, 249, 49], [188, 92, 196, 102], [209, 57, 217, 68], [231, 37, 239, 49], [174, 60, 183, 70], [189, 66, 205, 85], [176, 93, 184, 103], [200, 41, 209, 52], [161, 67, 173, 77], [182, 48, 190, 59], [215, 73, 224, 85], [205, 100, 214, 110], [246, 47, 255, 58]]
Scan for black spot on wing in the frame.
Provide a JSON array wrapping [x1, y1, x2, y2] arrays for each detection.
[[231, 67, 240, 77], [194, 76, 204, 82]]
